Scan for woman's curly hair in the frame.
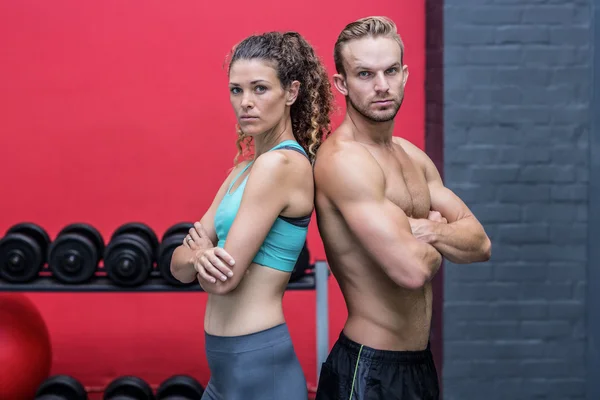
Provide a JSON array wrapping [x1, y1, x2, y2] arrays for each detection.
[[225, 31, 334, 164]]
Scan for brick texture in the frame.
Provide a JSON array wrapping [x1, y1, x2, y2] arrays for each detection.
[[441, 0, 592, 399]]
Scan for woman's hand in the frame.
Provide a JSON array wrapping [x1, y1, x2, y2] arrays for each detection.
[[183, 222, 213, 251], [193, 247, 236, 284], [182, 221, 236, 286]]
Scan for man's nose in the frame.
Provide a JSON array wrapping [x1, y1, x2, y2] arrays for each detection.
[[373, 73, 390, 93]]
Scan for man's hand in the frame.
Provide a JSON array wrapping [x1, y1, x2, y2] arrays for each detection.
[[408, 211, 448, 244], [427, 210, 447, 224]]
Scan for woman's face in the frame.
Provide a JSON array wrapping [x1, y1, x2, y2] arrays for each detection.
[[228, 58, 296, 137]]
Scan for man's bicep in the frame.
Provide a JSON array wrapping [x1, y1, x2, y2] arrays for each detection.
[[420, 150, 473, 223], [319, 148, 412, 249], [338, 196, 414, 262], [429, 181, 473, 223]]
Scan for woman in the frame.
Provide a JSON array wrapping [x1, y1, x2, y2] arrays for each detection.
[[170, 31, 334, 400]]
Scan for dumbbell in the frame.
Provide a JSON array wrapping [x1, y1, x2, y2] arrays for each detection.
[[103, 223, 159, 287], [289, 242, 311, 283], [0, 222, 50, 283], [35, 374, 88, 400], [156, 375, 205, 399], [158, 222, 194, 286], [103, 375, 155, 400], [47, 223, 104, 284]]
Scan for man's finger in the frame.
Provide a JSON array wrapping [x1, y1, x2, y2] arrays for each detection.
[[428, 211, 444, 222], [214, 247, 235, 266]]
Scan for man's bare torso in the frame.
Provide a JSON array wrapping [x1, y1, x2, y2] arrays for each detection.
[[315, 129, 435, 351]]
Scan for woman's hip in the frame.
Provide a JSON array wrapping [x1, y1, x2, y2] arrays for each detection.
[[203, 323, 308, 400]]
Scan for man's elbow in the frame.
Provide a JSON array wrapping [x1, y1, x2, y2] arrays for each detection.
[[390, 270, 429, 290], [387, 261, 437, 290], [479, 236, 492, 262]]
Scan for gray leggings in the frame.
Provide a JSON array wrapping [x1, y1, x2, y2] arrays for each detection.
[[201, 323, 308, 400]]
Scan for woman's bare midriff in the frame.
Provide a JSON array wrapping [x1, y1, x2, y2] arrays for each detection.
[[203, 263, 291, 337]]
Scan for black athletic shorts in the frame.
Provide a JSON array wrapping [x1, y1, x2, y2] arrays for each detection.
[[315, 331, 439, 400]]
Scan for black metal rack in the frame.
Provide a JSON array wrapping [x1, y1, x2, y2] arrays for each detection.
[[0, 261, 331, 384], [0, 270, 317, 292]]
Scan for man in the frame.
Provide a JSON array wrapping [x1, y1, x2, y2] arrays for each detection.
[[313, 16, 491, 399]]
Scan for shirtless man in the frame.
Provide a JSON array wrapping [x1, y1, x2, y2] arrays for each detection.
[[314, 16, 491, 399]]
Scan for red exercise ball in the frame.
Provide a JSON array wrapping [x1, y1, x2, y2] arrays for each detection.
[[0, 293, 52, 400]]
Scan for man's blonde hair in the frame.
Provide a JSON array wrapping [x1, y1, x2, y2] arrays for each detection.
[[334, 16, 405, 76]]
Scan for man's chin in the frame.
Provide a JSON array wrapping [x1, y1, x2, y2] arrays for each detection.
[[365, 110, 399, 123]]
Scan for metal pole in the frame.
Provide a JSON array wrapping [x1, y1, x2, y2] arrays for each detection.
[[315, 260, 329, 384]]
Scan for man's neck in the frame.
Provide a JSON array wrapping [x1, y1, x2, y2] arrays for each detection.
[[345, 105, 395, 146]]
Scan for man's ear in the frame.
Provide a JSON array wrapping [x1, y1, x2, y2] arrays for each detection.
[[286, 81, 301, 105], [333, 73, 348, 96], [402, 65, 409, 87]]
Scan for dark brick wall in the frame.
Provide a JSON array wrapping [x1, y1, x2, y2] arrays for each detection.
[[441, 1, 592, 399]]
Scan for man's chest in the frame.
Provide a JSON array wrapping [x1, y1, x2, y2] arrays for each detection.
[[371, 146, 432, 218]]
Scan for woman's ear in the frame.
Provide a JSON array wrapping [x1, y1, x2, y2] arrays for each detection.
[[286, 81, 301, 105]]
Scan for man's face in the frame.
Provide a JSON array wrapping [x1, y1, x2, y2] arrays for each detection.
[[334, 36, 408, 123]]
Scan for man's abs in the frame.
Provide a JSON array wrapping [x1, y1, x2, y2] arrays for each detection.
[[316, 207, 433, 351]]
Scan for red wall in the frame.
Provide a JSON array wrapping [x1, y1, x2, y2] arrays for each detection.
[[0, 0, 425, 396]]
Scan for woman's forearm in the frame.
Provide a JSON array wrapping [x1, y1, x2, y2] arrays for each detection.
[[170, 245, 198, 284]]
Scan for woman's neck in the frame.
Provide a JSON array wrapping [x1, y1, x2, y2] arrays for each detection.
[[253, 116, 295, 158]]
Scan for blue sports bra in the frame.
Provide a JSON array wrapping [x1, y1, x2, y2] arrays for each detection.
[[214, 140, 311, 273]]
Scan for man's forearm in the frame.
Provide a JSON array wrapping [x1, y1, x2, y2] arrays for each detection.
[[418, 241, 443, 281], [426, 217, 491, 263], [388, 239, 442, 289]]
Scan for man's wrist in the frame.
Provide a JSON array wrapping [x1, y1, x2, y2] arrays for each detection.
[[423, 219, 442, 245]]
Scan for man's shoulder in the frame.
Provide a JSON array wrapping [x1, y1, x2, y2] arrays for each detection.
[[316, 131, 373, 168], [393, 136, 435, 168], [314, 133, 384, 200], [393, 136, 425, 155]]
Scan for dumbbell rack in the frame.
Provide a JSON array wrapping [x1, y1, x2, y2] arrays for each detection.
[[0, 261, 331, 384]]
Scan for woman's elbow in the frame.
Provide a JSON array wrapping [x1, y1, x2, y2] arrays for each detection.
[[170, 246, 196, 284]]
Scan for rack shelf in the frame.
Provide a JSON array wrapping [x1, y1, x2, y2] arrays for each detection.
[[0, 272, 317, 292], [0, 260, 331, 384]]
